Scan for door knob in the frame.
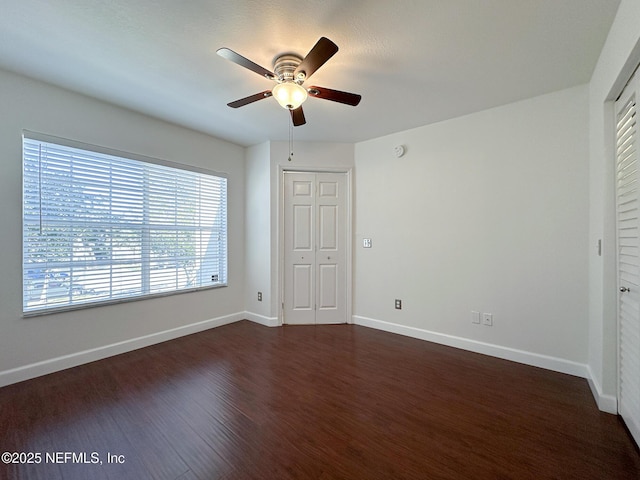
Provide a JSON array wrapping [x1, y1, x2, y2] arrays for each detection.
[[620, 286, 630, 292]]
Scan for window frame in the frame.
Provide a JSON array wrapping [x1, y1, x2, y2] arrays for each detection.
[[22, 131, 228, 317]]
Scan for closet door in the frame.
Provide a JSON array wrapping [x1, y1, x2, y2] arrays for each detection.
[[283, 172, 347, 325], [615, 68, 640, 448], [315, 173, 347, 325], [284, 172, 316, 325]]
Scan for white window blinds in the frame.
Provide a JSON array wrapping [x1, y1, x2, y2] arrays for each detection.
[[22, 134, 227, 315]]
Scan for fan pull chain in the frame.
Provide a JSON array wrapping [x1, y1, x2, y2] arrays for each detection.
[[288, 114, 294, 161]]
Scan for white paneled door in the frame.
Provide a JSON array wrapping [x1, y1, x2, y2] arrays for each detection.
[[283, 171, 348, 325], [615, 68, 640, 448]]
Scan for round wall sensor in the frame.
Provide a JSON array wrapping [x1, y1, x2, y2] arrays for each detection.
[[394, 145, 406, 158]]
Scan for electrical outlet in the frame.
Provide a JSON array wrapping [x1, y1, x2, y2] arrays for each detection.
[[257, 292, 262, 302], [395, 299, 402, 310], [363, 238, 372, 248], [483, 313, 493, 326], [471, 311, 481, 324]]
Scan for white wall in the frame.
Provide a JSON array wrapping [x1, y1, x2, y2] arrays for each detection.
[[0, 69, 246, 386], [588, 0, 640, 412], [354, 85, 590, 375], [244, 142, 273, 324]]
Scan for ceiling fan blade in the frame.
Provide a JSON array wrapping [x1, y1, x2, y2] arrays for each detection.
[[217, 48, 276, 80], [227, 90, 273, 108], [307, 86, 362, 106], [290, 106, 306, 126], [294, 37, 338, 81]]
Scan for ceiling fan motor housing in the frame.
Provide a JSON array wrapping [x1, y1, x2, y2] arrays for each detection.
[[274, 54, 305, 83]]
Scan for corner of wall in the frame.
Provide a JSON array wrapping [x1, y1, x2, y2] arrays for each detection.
[[244, 311, 280, 327], [586, 365, 618, 414]]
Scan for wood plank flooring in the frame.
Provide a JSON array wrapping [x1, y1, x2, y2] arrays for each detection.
[[0, 320, 638, 479]]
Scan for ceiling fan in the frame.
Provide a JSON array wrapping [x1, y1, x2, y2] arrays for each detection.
[[216, 37, 361, 127]]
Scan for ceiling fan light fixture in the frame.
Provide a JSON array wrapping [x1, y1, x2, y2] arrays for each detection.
[[217, 37, 361, 127], [272, 82, 308, 110]]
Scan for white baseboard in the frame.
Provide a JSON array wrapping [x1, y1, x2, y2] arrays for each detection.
[[586, 365, 618, 414], [0, 312, 245, 388], [352, 315, 589, 378], [2, 312, 617, 417], [245, 311, 280, 327]]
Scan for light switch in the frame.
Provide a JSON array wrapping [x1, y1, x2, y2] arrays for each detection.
[[363, 238, 372, 248]]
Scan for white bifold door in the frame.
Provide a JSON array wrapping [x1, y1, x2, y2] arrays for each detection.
[[283, 171, 348, 325], [615, 66, 640, 448]]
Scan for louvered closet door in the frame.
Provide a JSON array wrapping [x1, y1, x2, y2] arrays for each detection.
[[616, 69, 640, 448]]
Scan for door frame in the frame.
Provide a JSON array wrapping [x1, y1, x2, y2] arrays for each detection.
[[278, 166, 353, 325]]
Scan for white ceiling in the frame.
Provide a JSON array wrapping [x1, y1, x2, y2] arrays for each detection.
[[0, 0, 621, 147]]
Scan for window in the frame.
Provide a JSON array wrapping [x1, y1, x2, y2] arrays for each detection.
[[22, 133, 227, 315]]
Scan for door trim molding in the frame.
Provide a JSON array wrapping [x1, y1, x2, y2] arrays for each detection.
[[278, 166, 353, 325]]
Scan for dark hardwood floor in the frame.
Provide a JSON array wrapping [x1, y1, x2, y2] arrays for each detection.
[[0, 320, 638, 480]]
